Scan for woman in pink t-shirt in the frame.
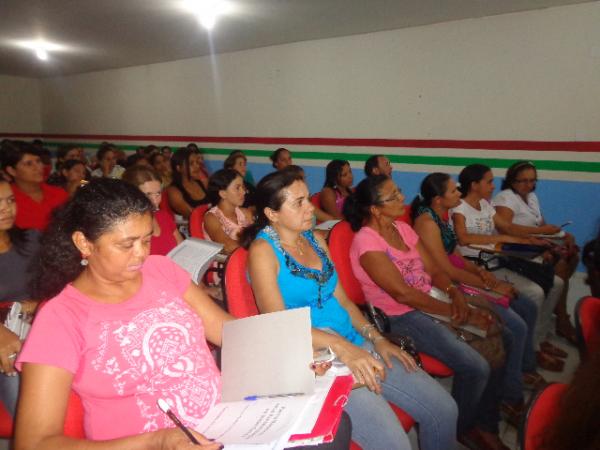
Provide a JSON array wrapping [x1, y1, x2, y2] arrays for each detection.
[[14, 178, 351, 450], [14, 178, 229, 450], [345, 175, 510, 450]]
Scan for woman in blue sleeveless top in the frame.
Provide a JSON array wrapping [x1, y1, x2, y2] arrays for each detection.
[[243, 169, 458, 450]]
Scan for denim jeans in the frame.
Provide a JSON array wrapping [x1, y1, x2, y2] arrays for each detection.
[[494, 269, 563, 349], [492, 304, 528, 404], [388, 311, 490, 435], [507, 295, 538, 374], [0, 373, 19, 417], [344, 340, 458, 450]]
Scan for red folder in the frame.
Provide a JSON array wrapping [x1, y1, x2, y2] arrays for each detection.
[[288, 375, 353, 444]]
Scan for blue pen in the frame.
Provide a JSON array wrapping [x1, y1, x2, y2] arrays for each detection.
[[244, 392, 304, 401]]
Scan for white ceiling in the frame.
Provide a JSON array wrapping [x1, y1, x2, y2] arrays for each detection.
[[0, 0, 594, 78]]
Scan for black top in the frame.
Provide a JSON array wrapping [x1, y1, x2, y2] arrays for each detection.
[[0, 229, 41, 303]]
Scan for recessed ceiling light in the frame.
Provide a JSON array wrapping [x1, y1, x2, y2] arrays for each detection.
[[15, 39, 64, 61], [181, 0, 233, 31]]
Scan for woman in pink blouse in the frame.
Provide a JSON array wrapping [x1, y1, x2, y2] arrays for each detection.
[[203, 169, 253, 255]]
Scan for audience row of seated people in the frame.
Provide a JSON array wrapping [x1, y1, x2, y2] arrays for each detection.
[[0, 138, 591, 450]]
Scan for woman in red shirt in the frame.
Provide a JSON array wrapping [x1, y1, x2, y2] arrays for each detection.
[[0, 140, 68, 231]]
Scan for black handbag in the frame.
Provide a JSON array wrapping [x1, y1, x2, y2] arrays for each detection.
[[498, 255, 555, 295], [362, 303, 423, 368]]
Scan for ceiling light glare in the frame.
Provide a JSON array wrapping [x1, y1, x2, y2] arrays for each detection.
[[182, 0, 232, 30], [16, 40, 64, 61], [35, 48, 48, 61]]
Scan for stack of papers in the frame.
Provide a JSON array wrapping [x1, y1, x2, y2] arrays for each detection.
[[167, 238, 223, 283]]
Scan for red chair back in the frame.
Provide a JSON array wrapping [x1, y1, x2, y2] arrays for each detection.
[[575, 296, 600, 357], [520, 383, 567, 450], [310, 192, 322, 209], [328, 221, 365, 305], [395, 204, 413, 226], [189, 204, 210, 239], [222, 247, 259, 319], [0, 390, 85, 439]]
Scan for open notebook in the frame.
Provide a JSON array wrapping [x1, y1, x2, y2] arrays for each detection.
[[167, 238, 224, 283]]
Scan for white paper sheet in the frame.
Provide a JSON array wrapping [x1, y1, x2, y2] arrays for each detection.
[[194, 396, 311, 449]]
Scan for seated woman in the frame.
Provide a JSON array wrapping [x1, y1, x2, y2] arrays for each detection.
[[450, 164, 566, 372], [0, 178, 40, 418], [344, 175, 508, 450], [223, 151, 256, 209], [46, 159, 87, 197], [166, 147, 209, 219], [122, 165, 183, 256], [492, 161, 579, 344], [46, 145, 87, 186], [411, 173, 545, 422], [149, 152, 173, 187], [14, 178, 351, 450], [90, 143, 125, 179], [270, 147, 293, 171], [186, 143, 210, 189], [284, 165, 335, 225], [0, 140, 69, 231], [245, 170, 458, 450], [203, 169, 254, 255], [320, 160, 353, 219]]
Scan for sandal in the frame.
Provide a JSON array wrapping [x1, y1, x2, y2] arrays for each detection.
[[536, 351, 565, 372], [459, 428, 510, 450], [523, 371, 548, 390], [540, 341, 568, 358], [501, 401, 525, 428]]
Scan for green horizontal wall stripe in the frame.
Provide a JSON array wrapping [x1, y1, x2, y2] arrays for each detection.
[[46, 141, 600, 173]]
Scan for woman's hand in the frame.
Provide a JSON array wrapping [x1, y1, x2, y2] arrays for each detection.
[[335, 340, 385, 394], [467, 309, 493, 332], [449, 289, 470, 325], [310, 361, 333, 376], [479, 269, 499, 290], [373, 339, 418, 373], [156, 427, 222, 450], [0, 325, 21, 376], [539, 224, 561, 235], [493, 281, 517, 298]]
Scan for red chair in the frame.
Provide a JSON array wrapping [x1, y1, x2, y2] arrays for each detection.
[[189, 204, 210, 239], [0, 390, 85, 439], [328, 221, 454, 378], [575, 296, 600, 357], [520, 383, 567, 450], [221, 247, 416, 441], [310, 192, 322, 209], [395, 204, 413, 226]]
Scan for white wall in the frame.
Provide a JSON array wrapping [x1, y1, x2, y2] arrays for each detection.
[[39, 2, 600, 140], [0, 75, 41, 133]]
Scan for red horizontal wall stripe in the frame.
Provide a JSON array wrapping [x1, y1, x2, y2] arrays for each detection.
[[2, 133, 599, 152]]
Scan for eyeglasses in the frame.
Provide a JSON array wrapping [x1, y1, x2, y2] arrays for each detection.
[[514, 178, 537, 184], [378, 190, 403, 204]]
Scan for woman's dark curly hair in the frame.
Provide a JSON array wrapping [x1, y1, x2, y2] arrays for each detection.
[[239, 169, 304, 248], [32, 178, 153, 300], [207, 169, 242, 205], [342, 175, 389, 231]]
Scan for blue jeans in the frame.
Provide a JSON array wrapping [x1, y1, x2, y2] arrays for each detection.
[[0, 373, 19, 417], [508, 296, 538, 373], [344, 340, 458, 450], [388, 311, 490, 435], [493, 304, 528, 404]]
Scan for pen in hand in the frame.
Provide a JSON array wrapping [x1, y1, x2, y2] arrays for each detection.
[[157, 398, 201, 445]]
